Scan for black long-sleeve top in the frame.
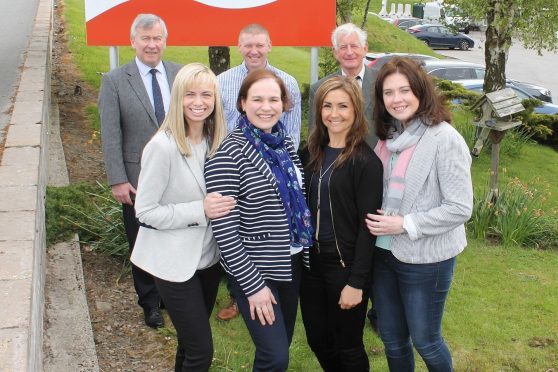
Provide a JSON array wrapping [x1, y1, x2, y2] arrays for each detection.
[[300, 142, 384, 289]]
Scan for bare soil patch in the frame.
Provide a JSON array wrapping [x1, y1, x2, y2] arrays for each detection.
[[52, 3, 174, 371]]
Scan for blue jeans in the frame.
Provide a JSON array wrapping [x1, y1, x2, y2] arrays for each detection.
[[373, 249, 456, 372], [228, 253, 302, 372]]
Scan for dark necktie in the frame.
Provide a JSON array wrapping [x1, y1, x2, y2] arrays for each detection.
[[150, 68, 165, 125], [355, 75, 362, 88]]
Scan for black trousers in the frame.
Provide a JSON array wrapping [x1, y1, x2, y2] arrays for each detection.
[[300, 249, 369, 372], [122, 203, 160, 310], [154, 262, 221, 372]]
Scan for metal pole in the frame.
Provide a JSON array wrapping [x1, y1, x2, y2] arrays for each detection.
[[310, 47, 319, 84], [488, 142, 500, 203], [109, 46, 119, 71]]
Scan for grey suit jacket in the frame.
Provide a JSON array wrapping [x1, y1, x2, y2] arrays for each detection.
[[99, 60, 182, 188], [390, 122, 473, 264], [131, 132, 219, 282], [308, 66, 378, 147]]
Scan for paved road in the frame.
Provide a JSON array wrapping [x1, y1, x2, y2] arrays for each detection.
[[0, 0, 39, 141], [436, 31, 558, 103]]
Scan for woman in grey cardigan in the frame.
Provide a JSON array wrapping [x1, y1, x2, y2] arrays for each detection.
[[366, 57, 473, 371]]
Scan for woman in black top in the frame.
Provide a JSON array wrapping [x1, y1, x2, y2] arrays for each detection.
[[300, 76, 383, 371]]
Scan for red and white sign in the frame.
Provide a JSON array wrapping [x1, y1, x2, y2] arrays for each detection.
[[85, 0, 336, 46]]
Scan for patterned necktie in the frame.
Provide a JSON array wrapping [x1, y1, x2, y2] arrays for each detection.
[[150, 68, 165, 125]]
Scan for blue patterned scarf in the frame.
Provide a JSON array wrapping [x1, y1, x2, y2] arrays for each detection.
[[238, 116, 313, 247]]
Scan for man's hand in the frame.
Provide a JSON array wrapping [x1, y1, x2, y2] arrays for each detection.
[[111, 182, 136, 205]]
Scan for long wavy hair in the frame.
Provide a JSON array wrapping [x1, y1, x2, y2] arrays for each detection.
[[306, 76, 368, 172], [159, 63, 226, 157], [373, 57, 451, 140]]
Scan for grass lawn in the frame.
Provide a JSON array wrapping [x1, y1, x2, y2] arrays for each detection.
[[60, 0, 558, 369], [206, 238, 558, 371]]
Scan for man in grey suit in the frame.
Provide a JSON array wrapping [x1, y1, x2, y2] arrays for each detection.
[[308, 23, 378, 148], [98, 13, 181, 328]]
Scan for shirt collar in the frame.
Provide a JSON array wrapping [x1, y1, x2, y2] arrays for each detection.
[[135, 57, 165, 77], [241, 60, 270, 74], [341, 64, 366, 80]]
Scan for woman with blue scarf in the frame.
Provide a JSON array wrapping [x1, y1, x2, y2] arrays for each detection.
[[205, 69, 313, 372]]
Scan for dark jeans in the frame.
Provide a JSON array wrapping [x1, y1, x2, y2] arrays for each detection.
[[300, 250, 369, 372], [373, 249, 456, 372], [123, 203, 160, 310], [228, 253, 302, 372], [154, 263, 221, 372]]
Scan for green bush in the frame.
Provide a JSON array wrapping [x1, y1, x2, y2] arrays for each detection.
[[46, 182, 104, 244], [46, 183, 129, 259], [468, 177, 558, 248]]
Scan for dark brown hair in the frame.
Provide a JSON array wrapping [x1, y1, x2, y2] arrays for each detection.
[[236, 69, 292, 114], [307, 76, 368, 172], [373, 57, 451, 140]]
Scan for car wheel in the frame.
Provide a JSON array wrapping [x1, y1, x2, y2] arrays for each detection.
[[423, 39, 430, 47], [449, 47, 455, 50], [459, 40, 469, 51]]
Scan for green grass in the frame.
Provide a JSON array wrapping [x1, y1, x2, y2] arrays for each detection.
[[57, 0, 558, 369], [187, 240, 558, 371]]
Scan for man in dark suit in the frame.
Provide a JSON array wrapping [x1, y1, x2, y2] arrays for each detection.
[[308, 23, 378, 148], [98, 13, 181, 328]]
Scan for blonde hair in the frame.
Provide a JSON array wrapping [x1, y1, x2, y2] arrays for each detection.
[[159, 63, 226, 157]]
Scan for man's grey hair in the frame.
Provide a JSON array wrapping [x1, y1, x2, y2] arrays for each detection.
[[130, 14, 168, 39], [331, 23, 367, 49]]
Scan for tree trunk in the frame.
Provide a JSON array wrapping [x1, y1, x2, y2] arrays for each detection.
[[208, 47, 230, 75], [337, 0, 352, 23], [361, 0, 372, 29], [483, 0, 516, 93]]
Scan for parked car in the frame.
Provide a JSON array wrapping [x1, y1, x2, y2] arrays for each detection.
[[456, 79, 558, 114], [423, 60, 486, 79], [408, 24, 474, 50], [392, 17, 428, 32], [441, 5, 471, 34], [422, 60, 553, 103], [365, 52, 438, 70]]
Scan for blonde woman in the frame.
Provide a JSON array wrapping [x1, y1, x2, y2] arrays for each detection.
[[131, 63, 236, 371]]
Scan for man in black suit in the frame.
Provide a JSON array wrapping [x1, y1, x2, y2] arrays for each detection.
[[308, 23, 378, 148], [98, 13, 181, 328]]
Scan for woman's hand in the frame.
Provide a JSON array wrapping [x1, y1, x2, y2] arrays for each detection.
[[247, 286, 277, 325], [366, 209, 404, 236], [204, 192, 236, 219], [338, 285, 363, 310]]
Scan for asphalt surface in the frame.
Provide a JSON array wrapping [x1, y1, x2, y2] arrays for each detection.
[[0, 0, 39, 141], [436, 31, 558, 104]]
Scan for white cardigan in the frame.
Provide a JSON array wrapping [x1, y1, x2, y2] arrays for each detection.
[[131, 131, 219, 282]]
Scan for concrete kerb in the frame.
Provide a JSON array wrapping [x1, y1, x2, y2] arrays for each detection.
[[0, 0, 50, 370]]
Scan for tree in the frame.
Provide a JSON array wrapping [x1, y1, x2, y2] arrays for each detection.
[[444, 0, 558, 93], [208, 47, 230, 75]]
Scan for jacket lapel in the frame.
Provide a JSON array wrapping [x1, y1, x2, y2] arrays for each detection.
[[362, 67, 375, 115], [400, 126, 439, 211], [163, 61, 178, 86], [125, 62, 159, 128], [183, 153, 207, 194]]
